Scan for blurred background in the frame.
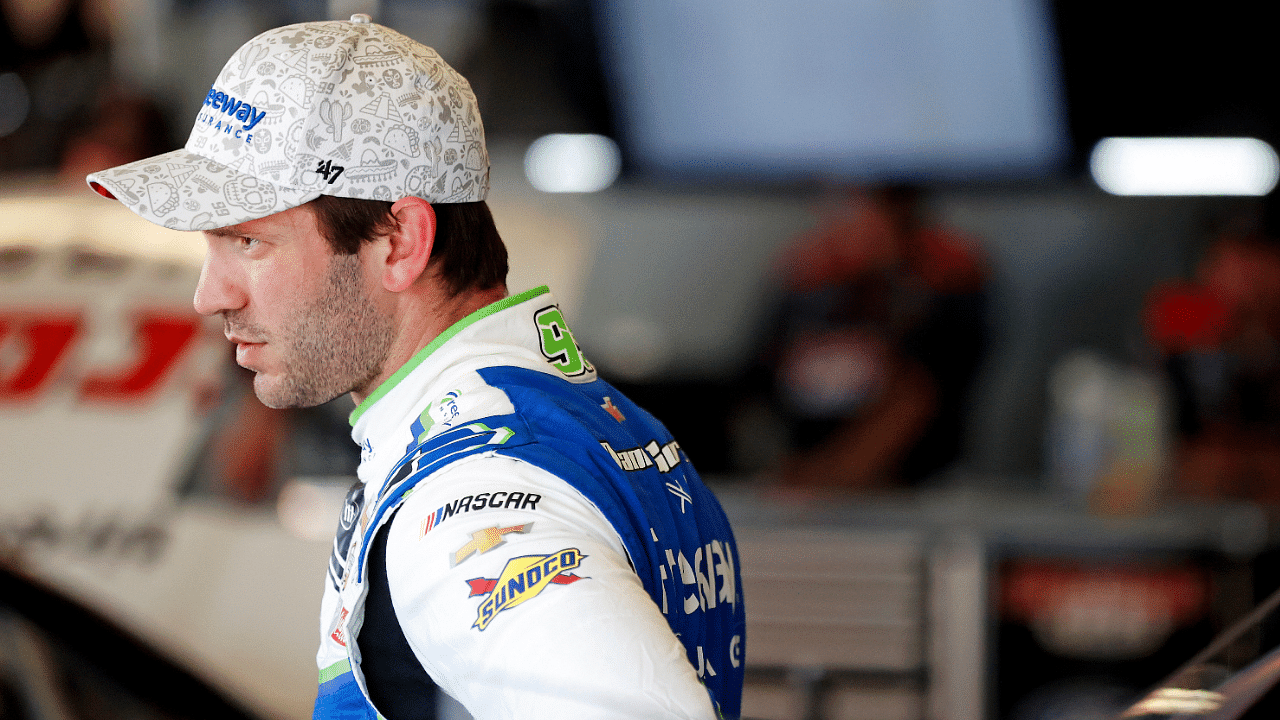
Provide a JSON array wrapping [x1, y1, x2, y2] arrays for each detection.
[[3, 1, 1280, 719]]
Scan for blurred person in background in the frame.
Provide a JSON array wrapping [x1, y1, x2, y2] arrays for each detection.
[[57, 88, 171, 185], [751, 185, 990, 490], [1, 0, 108, 171], [1145, 198, 1280, 504], [85, 13, 744, 720], [1, 0, 173, 180]]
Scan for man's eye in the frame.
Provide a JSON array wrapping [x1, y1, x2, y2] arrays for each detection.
[[239, 236, 261, 249]]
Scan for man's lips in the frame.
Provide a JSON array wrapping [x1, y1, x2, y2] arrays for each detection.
[[226, 332, 264, 345], [228, 335, 266, 365]]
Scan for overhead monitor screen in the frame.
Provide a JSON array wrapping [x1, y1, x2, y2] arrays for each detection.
[[597, 0, 1069, 183]]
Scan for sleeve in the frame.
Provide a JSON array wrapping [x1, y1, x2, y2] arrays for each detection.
[[380, 452, 718, 720]]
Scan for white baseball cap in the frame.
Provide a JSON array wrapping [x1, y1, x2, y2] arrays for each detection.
[[87, 14, 489, 231]]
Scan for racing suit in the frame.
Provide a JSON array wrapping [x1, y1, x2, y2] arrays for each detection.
[[312, 286, 746, 719]]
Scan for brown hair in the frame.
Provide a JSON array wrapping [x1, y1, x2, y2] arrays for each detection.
[[307, 195, 508, 297]]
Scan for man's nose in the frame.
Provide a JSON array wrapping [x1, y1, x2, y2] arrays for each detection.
[[193, 254, 246, 317]]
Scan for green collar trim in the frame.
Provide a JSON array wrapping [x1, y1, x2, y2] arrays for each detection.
[[318, 659, 351, 684], [349, 285, 551, 426]]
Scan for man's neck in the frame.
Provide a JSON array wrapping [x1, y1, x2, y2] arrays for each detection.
[[350, 284, 508, 407]]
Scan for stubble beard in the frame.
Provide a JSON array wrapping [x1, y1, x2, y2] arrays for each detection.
[[234, 253, 395, 409]]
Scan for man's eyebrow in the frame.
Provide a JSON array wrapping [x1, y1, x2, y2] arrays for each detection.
[[204, 225, 249, 237]]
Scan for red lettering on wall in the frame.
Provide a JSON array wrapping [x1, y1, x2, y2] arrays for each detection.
[[79, 314, 201, 402], [0, 314, 83, 401], [1, 310, 207, 404]]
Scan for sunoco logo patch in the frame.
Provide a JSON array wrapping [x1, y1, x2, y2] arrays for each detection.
[[466, 548, 585, 631]]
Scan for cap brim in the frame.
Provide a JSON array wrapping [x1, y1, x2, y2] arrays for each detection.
[[86, 149, 322, 232]]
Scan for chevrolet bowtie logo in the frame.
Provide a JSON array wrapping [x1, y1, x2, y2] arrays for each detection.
[[452, 523, 532, 566]]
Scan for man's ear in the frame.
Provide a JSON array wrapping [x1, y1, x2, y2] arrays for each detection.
[[381, 197, 437, 292]]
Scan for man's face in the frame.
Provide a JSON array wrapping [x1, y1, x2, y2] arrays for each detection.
[[194, 204, 395, 408]]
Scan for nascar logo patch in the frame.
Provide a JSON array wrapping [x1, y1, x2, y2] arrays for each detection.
[[467, 548, 585, 631]]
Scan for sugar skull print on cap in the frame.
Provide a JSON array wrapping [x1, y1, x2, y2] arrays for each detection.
[[87, 14, 488, 231]]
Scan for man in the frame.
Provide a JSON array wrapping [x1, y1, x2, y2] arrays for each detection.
[[86, 14, 744, 720]]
